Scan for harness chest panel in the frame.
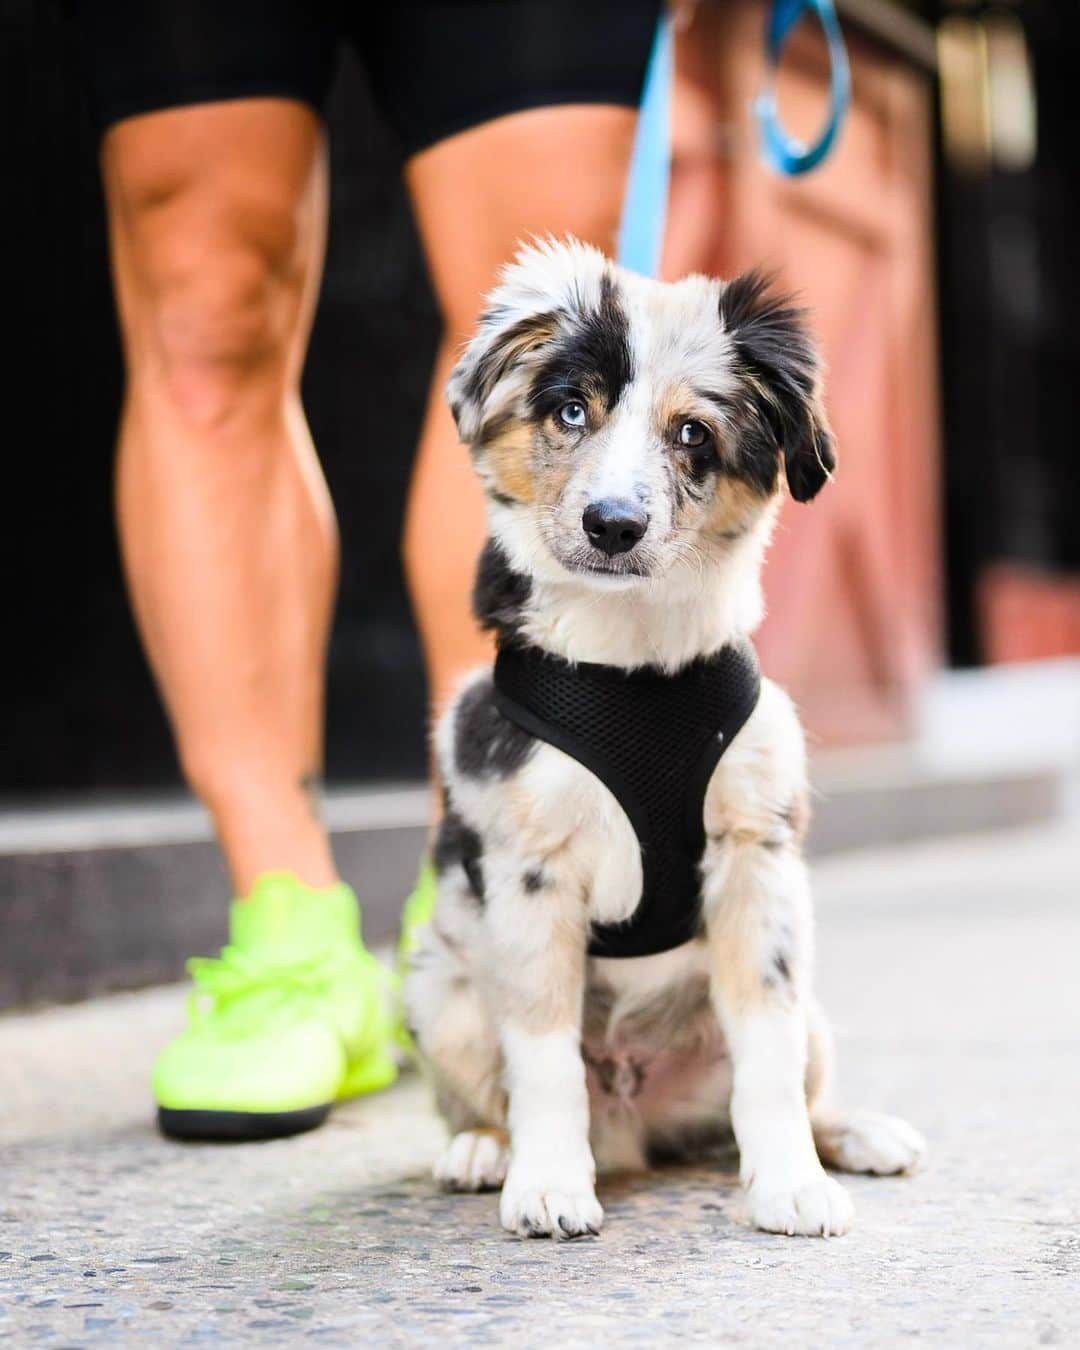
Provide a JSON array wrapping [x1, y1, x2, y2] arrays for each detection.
[[492, 640, 761, 959]]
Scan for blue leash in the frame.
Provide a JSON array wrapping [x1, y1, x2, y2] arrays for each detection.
[[617, 15, 675, 278], [617, 2, 851, 277], [754, 0, 851, 175]]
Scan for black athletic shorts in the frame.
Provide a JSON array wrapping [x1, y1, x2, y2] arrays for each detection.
[[69, 0, 663, 156]]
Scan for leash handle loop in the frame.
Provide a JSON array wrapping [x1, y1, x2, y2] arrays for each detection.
[[754, 0, 851, 175], [618, 1, 851, 277]]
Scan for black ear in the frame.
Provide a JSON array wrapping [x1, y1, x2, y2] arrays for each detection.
[[719, 270, 836, 502]]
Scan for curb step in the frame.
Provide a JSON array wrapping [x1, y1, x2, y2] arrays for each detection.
[[0, 756, 1069, 1012]]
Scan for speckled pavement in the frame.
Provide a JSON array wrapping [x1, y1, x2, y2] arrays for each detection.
[[3, 820, 1079, 1347]]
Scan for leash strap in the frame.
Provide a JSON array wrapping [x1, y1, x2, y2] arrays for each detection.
[[617, 0, 852, 270], [754, 0, 851, 175], [617, 14, 674, 278]]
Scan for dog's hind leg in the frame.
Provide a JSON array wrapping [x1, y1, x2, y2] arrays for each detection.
[[435, 1124, 510, 1193], [805, 1001, 927, 1176], [426, 1006, 511, 1193], [406, 925, 510, 1191], [811, 1110, 926, 1176]]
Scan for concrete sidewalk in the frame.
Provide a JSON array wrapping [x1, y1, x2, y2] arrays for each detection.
[[2, 821, 1079, 1346]]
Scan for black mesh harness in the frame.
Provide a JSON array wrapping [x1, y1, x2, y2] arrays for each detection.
[[492, 639, 761, 959]]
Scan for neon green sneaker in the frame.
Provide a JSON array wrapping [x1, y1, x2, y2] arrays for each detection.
[[154, 873, 398, 1142], [397, 857, 438, 971], [393, 858, 439, 1056]]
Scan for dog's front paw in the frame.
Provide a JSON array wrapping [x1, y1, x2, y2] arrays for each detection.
[[747, 1168, 855, 1237], [499, 1166, 603, 1239], [435, 1129, 509, 1192]]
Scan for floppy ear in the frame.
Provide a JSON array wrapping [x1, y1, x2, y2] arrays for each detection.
[[446, 236, 612, 445], [719, 270, 836, 502], [446, 305, 560, 444]]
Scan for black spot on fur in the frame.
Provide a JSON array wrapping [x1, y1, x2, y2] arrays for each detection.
[[433, 920, 466, 955], [461, 859, 484, 904], [780, 793, 810, 844], [433, 804, 486, 904], [733, 410, 788, 497], [761, 946, 795, 992], [686, 388, 779, 499], [472, 540, 532, 639], [454, 676, 536, 780], [584, 1051, 646, 1100], [647, 1117, 734, 1165], [683, 392, 732, 480], [677, 421, 726, 488], [527, 272, 633, 420], [522, 866, 547, 893], [719, 270, 836, 502]]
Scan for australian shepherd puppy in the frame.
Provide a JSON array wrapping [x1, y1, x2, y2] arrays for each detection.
[[404, 238, 924, 1240]]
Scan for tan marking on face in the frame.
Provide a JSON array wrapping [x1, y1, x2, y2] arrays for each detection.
[[700, 474, 772, 539], [653, 378, 702, 436], [653, 380, 773, 537], [485, 414, 583, 511], [534, 422, 584, 506], [484, 416, 539, 504]]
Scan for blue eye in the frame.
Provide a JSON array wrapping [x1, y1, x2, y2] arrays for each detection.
[[558, 401, 587, 429]]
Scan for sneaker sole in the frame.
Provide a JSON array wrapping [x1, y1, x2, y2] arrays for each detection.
[[157, 1103, 332, 1143]]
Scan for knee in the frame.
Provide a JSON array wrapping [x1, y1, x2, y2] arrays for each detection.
[[151, 248, 290, 429], [122, 192, 307, 431]]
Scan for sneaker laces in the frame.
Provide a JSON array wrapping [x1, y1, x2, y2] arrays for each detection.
[[185, 945, 341, 1028]]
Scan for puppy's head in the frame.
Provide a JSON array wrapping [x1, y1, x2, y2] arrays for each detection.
[[448, 238, 835, 589]]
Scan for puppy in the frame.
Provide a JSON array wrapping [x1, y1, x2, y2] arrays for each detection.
[[404, 238, 924, 1240]]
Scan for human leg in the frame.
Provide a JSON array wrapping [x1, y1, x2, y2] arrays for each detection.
[[100, 99, 396, 1136], [402, 103, 641, 712], [104, 99, 337, 892]]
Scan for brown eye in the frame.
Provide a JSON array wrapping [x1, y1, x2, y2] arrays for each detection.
[[678, 419, 711, 449]]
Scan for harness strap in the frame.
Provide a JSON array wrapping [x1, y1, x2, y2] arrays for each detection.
[[493, 641, 761, 958]]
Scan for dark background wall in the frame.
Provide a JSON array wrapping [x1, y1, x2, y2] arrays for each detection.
[[8, 1, 437, 798], [7, 0, 1076, 798], [935, 0, 1080, 664]]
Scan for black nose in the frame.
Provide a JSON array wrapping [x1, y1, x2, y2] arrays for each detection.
[[582, 500, 649, 557]]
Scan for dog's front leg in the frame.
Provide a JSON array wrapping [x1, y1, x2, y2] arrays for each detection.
[[706, 841, 854, 1236], [482, 855, 601, 1239]]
